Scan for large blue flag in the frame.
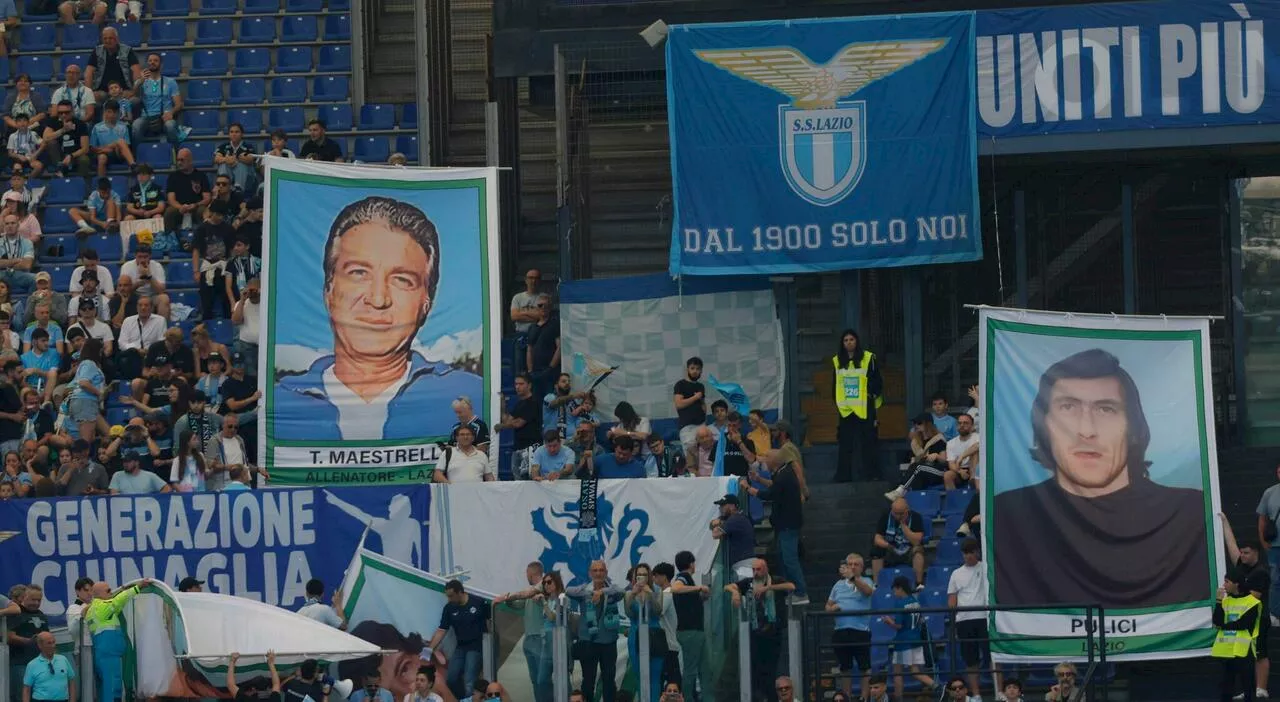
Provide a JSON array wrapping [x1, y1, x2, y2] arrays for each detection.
[[667, 13, 980, 275]]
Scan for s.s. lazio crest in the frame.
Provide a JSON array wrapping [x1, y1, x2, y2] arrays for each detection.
[[695, 40, 947, 206]]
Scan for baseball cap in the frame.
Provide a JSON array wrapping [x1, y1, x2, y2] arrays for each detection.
[[207, 352, 224, 365], [192, 390, 209, 403], [713, 493, 738, 507], [34, 271, 50, 283], [178, 577, 204, 591], [108, 424, 125, 438]]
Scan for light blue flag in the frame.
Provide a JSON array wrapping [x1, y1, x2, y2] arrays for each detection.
[[708, 374, 751, 416]]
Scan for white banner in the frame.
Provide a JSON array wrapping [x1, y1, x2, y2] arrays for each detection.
[[978, 307, 1225, 662], [429, 478, 733, 594]]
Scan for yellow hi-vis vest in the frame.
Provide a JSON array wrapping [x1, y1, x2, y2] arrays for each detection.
[[833, 352, 880, 419], [1212, 593, 1261, 659]]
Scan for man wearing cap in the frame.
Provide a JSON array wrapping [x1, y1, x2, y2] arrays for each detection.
[[117, 294, 165, 379], [68, 297, 114, 357], [109, 453, 169, 494], [69, 268, 111, 322], [178, 577, 203, 593], [192, 199, 235, 319], [56, 438, 108, 496], [24, 272, 70, 330], [85, 579, 151, 702], [710, 493, 755, 578], [104, 417, 159, 469], [0, 209, 35, 293], [219, 350, 261, 417], [70, 247, 116, 296]]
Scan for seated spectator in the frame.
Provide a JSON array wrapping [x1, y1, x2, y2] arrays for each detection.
[[529, 429, 575, 481], [587, 435, 649, 479], [230, 193, 263, 254], [647, 434, 688, 478], [68, 298, 114, 356], [90, 101, 135, 177], [190, 323, 229, 377], [299, 119, 344, 162], [119, 244, 171, 317], [884, 413, 949, 501], [388, 153, 408, 167], [70, 248, 115, 296], [23, 299, 65, 354], [112, 0, 140, 24], [52, 65, 97, 123], [0, 212, 35, 293], [116, 294, 166, 376], [871, 498, 926, 588], [40, 100, 91, 178], [230, 277, 260, 376], [59, 0, 107, 24], [165, 148, 211, 235], [265, 129, 296, 159], [192, 200, 235, 319], [929, 392, 958, 440], [132, 54, 183, 146], [218, 351, 259, 416], [1001, 679, 1025, 702], [69, 272, 110, 323], [210, 172, 243, 216], [607, 401, 651, 452], [70, 177, 122, 236], [105, 81, 134, 122], [109, 453, 170, 494], [215, 123, 257, 193], [126, 348, 176, 409], [105, 416, 159, 469], [7, 114, 46, 179], [0, 311, 19, 353], [4, 75, 48, 136], [432, 423, 492, 483], [125, 163, 165, 222], [1, 449, 32, 496], [686, 426, 717, 478], [170, 429, 208, 492], [87, 27, 142, 101], [944, 413, 979, 491], [566, 420, 596, 462], [55, 440, 109, 496], [21, 328, 60, 402], [6, 197, 41, 248], [957, 491, 980, 539], [24, 273, 69, 329], [195, 351, 227, 407]]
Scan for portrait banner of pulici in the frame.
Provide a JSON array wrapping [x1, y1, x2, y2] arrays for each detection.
[[259, 158, 500, 484], [979, 307, 1225, 662]]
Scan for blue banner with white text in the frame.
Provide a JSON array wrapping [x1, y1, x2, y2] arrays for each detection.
[[976, 0, 1279, 138], [0, 485, 429, 616], [667, 13, 980, 276]]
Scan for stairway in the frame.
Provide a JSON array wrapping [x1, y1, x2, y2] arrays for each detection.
[[364, 0, 415, 104]]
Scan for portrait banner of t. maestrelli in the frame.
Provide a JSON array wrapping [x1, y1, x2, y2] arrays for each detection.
[[979, 307, 1225, 662], [259, 158, 500, 485]]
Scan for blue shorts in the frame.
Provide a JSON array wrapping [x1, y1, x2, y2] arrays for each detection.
[[69, 396, 99, 423]]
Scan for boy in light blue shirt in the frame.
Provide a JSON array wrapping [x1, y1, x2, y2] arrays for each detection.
[[529, 429, 576, 480], [882, 576, 936, 700], [90, 100, 135, 177], [70, 177, 120, 235], [930, 393, 957, 440]]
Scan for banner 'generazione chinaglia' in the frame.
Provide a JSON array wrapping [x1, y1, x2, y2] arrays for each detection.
[[666, 12, 980, 275], [979, 307, 1224, 661], [0, 486, 430, 616], [260, 158, 500, 485]]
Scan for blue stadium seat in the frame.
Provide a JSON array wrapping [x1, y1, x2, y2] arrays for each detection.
[[183, 109, 220, 136], [281, 15, 317, 43], [105, 406, 138, 426], [43, 208, 76, 234], [19, 23, 55, 51], [275, 46, 311, 74], [323, 14, 350, 41], [905, 490, 940, 518], [942, 489, 974, 515], [285, 0, 321, 10], [206, 318, 234, 346], [42, 235, 78, 263], [16, 55, 53, 82], [86, 234, 122, 262], [312, 75, 347, 102], [942, 513, 965, 537], [269, 77, 305, 103], [151, 0, 189, 16], [925, 565, 956, 590], [242, 0, 278, 13], [108, 176, 129, 198], [148, 19, 187, 47], [166, 259, 194, 287], [877, 565, 915, 590], [61, 23, 99, 50], [186, 141, 216, 168], [267, 106, 303, 133], [318, 104, 351, 131], [59, 54, 89, 75], [113, 21, 142, 47], [30, 85, 51, 106], [227, 108, 263, 135], [352, 136, 389, 163], [0, 62, 9, 84], [234, 48, 270, 74], [317, 45, 350, 72], [228, 77, 266, 105], [395, 135, 417, 162], [935, 538, 964, 567], [137, 142, 174, 169], [190, 49, 229, 76], [238, 17, 275, 43], [196, 18, 232, 45], [185, 79, 222, 106], [400, 103, 416, 127], [169, 291, 200, 317], [201, 0, 237, 13], [358, 103, 394, 131], [45, 177, 86, 205], [156, 50, 183, 76], [46, 264, 76, 290], [328, 0, 349, 10]]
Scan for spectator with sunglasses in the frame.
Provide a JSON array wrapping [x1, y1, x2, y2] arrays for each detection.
[[21, 631, 75, 702], [1045, 662, 1084, 702], [945, 677, 981, 702]]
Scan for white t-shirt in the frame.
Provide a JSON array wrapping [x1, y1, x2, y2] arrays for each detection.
[[510, 291, 538, 334], [70, 265, 115, 295], [322, 363, 408, 440], [946, 433, 980, 470], [219, 435, 245, 466], [69, 319, 114, 344], [120, 259, 166, 296], [443, 447, 492, 482], [238, 299, 260, 345], [946, 562, 987, 622]]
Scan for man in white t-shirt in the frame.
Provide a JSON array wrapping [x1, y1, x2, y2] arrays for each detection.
[[432, 424, 493, 483], [231, 276, 260, 378], [69, 247, 115, 295], [944, 413, 979, 491], [947, 539, 1000, 700], [118, 244, 170, 318], [509, 268, 541, 371]]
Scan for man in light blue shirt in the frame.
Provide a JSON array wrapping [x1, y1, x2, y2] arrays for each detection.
[[90, 101, 135, 177], [529, 429, 575, 480], [589, 436, 652, 479], [131, 53, 182, 145], [930, 393, 957, 441], [297, 578, 346, 629], [23, 631, 76, 702], [109, 455, 170, 494], [827, 553, 875, 700], [349, 671, 395, 702], [20, 327, 59, 401]]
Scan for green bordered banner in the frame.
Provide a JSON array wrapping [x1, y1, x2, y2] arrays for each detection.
[[258, 158, 500, 485], [978, 306, 1224, 662]]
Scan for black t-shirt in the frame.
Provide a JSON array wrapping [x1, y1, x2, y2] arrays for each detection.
[[673, 379, 706, 428], [236, 690, 282, 702], [7, 610, 50, 664], [876, 509, 925, 556], [40, 116, 88, 153], [298, 138, 343, 162], [1235, 557, 1270, 603], [145, 341, 195, 375], [512, 396, 541, 450], [721, 435, 754, 478], [193, 221, 235, 263], [144, 377, 173, 408], [220, 376, 258, 414], [88, 45, 139, 89], [25, 405, 54, 442], [109, 294, 138, 323], [450, 416, 490, 446], [439, 597, 489, 649], [0, 381, 21, 442], [282, 678, 324, 702], [672, 572, 704, 632], [527, 318, 559, 371], [166, 168, 211, 206], [129, 181, 163, 211]]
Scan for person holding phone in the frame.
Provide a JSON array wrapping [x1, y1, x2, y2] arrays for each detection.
[[131, 53, 182, 146]]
